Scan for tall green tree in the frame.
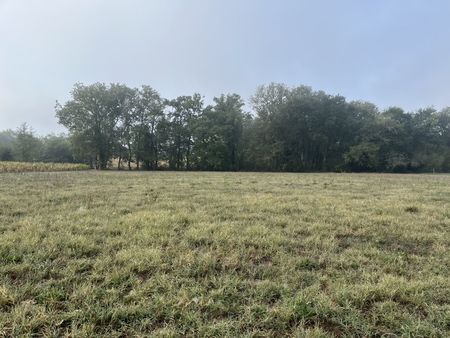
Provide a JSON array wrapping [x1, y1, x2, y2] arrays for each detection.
[[134, 86, 165, 170], [165, 94, 203, 169], [193, 94, 245, 170], [249, 83, 290, 170], [115, 87, 138, 170], [13, 123, 42, 162], [56, 83, 133, 169]]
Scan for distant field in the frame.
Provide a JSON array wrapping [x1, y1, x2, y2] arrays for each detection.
[[0, 172, 449, 337], [0, 161, 89, 173]]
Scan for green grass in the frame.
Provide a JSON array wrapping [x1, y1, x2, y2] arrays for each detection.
[[0, 161, 90, 173], [0, 172, 449, 337]]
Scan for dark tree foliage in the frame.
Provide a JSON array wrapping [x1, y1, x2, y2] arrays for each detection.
[[0, 127, 74, 163], [0, 129, 16, 161], [55, 83, 133, 169], [12, 123, 42, 162], [3, 82, 450, 172], [164, 94, 203, 170], [193, 94, 245, 171], [40, 135, 74, 163]]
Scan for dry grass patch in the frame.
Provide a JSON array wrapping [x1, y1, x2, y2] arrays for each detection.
[[0, 161, 89, 173]]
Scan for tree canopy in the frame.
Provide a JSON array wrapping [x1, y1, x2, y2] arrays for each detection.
[[2, 82, 450, 172]]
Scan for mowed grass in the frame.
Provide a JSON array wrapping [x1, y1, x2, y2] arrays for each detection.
[[0, 172, 449, 337], [0, 162, 89, 173]]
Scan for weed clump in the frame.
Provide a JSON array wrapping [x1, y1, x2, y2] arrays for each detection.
[[405, 206, 419, 213]]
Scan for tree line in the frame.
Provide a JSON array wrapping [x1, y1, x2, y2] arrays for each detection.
[[0, 124, 73, 163], [2, 82, 450, 172]]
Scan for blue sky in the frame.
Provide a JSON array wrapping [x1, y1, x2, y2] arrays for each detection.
[[1, 0, 450, 134]]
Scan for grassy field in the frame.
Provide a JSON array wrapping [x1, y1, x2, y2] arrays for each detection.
[[0, 162, 89, 173], [0, 171, 449, 337]]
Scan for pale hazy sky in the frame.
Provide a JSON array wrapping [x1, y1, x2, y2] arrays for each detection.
[[1, 0, 450, 134]]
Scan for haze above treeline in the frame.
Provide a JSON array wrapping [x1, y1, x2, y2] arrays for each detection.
[[2, 1, 450, 134]]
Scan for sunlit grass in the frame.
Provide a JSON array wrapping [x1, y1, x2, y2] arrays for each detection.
[[0, 171, 449, 337]]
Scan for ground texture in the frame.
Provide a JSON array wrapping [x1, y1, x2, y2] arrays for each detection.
[[0, 172, 449, 337]]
